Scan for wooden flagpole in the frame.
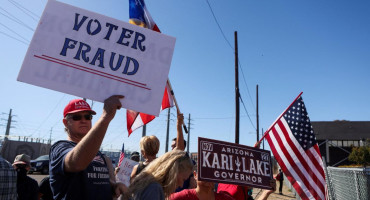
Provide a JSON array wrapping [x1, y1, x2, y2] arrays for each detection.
[[167, 79, 189, 133]]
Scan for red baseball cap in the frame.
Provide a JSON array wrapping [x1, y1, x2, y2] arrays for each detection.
[[63, 99, 96, 117]]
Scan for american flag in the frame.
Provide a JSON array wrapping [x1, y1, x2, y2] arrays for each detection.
[[265, 93, 327, 199], [126, 0, 174, 136], [117, 143, 125, 167]]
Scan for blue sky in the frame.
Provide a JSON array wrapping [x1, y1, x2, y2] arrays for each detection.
[[1, 0, 369, 155]]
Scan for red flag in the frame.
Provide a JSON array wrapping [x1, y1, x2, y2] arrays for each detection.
[[265, 93, 326, 200], [126, 0, 174, 136], [127, 82, 174, 135]]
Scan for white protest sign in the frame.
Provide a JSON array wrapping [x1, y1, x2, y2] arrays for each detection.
[[17, 0, 176, 116], [116, 158, 138, 186]]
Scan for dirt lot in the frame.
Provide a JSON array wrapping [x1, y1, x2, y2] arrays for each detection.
[[29, 173, 48, 184], [252, 181, 297, 200]]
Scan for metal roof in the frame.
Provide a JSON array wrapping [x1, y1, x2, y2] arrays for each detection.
[[312, 121, 370, 140]]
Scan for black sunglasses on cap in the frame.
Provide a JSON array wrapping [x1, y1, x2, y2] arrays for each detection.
[[68, 114, 93, 121]]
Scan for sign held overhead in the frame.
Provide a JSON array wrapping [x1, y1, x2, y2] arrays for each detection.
[[18, 0, 176, 116]]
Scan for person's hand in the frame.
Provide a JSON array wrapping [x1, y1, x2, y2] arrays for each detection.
[[102, 95, 124, 121], [267, 179, 276, 194], [113, 182, 128, 198], [189, 176, 197, 189], [114, 167, 120, 175], [254, 140, 262, 148]]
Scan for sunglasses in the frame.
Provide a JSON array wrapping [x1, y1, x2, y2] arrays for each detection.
[[68, 114, 93, 121]]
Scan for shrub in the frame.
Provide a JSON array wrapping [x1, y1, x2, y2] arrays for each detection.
[[348, 140, 370, 167]]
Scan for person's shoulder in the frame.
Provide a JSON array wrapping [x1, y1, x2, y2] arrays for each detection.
[[50, 141, 76, 162], [26, 175, 39, 187], [217, 183, 247, 198], [143, 182, 163, 194], [217, 183, 238, 192], [171, 189, 196, 199], [216, 191, 235, 200], [51, 140, 75, 148], [139, 182, 164, 200], [40, 176, 50, 185], [0, 156, 13, 169], [147, 181, 162, 189], [50, 140, 76, 154]]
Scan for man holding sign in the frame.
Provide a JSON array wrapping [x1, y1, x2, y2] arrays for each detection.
[[49, 96, 126, 199]]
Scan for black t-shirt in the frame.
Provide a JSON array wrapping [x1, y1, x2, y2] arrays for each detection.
[[17, 175, 38, 200], [49, 140, 112, 200], [135, 161, 148, 175], [39, 176, 53, 200]]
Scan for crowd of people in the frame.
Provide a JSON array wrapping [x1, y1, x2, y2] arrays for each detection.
[[0, 153, 52, 200], [0, 96, 280, 200]]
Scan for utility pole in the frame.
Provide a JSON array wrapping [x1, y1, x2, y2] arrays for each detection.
[[262, 128, 265, 150], [49, 128, 53, 144], [165, 108, 170, 152], [141, 124, 147, 161], [256, 85, 259, 143], [142, 124, 146, 137], [235, 31, 240, 144], [5, 109, 14, 141], [186, 114, 191, 153]]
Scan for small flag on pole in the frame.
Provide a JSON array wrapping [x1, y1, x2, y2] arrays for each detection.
[[264, 93, 327, 200], [117, 143, 125, 167], [126, 0, 174, 136]]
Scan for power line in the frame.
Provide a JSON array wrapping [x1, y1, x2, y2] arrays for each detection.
[[193, 115, 253, 120], [0, 31, 28, 45], [0, 22, 30, 43], [8, 0, 40, 21], [0, 7, 24, 24], [240, 95, 257, 131], [205, 0, 256, 121], [205, 0, 233, 50], [238, 59, 256, 110], [32, 94, 66, 137], [195, 116, 234, 120], [0, 7, 35, 31]]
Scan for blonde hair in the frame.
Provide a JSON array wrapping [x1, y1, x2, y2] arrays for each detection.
[[140, 135, 160, 157], [127, 150, 193, 199]]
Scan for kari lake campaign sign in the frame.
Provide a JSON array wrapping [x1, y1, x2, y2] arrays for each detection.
[[17, 0, 176, 116], [198, 137, 273, 190]]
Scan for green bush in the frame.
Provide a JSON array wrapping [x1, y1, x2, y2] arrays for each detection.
[[348, 141, 370, 167]]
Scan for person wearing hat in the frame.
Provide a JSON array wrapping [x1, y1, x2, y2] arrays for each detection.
[[13, 154, 39, 200], [49, 95, 127, 199], [130, 151, 140, 162]]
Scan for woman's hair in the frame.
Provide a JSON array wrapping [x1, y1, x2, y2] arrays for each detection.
[[140, 135, 160, 157], [127, 150, 194, 199]]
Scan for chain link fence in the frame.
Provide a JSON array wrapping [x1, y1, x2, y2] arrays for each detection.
[[325, 167, 370, 200], [284, 166, 369, 200]]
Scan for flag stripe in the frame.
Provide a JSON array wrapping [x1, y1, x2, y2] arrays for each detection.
[[275, 120, 324, 199], [305, 147, 326, 182], [311, 145, 326, 178], [266, 131, 310, 199], [272, 123, 319, 199], [273, 125, 318, 198], [279, 119, 326, 189]]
